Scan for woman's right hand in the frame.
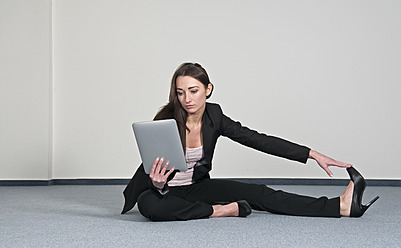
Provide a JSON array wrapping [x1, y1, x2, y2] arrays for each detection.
[[149, 157, 175, 189]]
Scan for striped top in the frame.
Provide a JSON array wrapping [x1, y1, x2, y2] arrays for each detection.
[[167, 146, 203, 187]]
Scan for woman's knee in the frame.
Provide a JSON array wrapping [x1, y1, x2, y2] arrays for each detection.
[[137, 190, 162, 220]]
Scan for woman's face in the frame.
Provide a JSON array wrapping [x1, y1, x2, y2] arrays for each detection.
[[176, 76, 212, 116]]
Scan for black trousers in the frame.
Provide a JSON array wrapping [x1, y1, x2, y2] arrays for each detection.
[[137, 179, 341, 221]]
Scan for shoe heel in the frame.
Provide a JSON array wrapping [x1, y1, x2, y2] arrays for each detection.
[[365, 196, 379, 208], [358, 196, 379, 216]]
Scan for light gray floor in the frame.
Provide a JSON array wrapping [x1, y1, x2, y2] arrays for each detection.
[[1, 184, 399, 248]]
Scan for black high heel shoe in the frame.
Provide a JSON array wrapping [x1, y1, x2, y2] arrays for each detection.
[[346, 167, 379, 217], [237, 200, 252, 217]]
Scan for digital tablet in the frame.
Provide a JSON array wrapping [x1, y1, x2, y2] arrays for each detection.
[[132, 119, 187, 174]]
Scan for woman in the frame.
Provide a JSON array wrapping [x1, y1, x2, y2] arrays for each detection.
[[122, 62, 379, 221]]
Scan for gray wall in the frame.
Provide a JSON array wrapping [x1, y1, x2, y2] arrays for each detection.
[[0, 0, 51, 180], [1, 0, 400, 180]]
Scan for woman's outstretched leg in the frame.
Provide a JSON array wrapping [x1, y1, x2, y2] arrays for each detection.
[[185, 179, 341, 218]]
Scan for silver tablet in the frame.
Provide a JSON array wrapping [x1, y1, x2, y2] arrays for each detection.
[[132, 119, 187, 174]]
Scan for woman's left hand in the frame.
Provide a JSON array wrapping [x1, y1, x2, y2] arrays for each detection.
[[149, 157, 175, 190], [309, 150, 352, 177]]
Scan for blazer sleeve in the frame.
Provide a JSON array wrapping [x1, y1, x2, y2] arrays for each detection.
[[219, 109, 311, 164], [121, 164, 149, 214]]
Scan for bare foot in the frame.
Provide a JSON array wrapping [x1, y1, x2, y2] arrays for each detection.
[[340, 181, 354, 216], [210, 202, 239, 218]]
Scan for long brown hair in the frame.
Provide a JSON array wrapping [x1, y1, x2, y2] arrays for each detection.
[[154, 62, 213, 149]]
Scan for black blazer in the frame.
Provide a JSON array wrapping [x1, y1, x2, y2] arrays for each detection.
[[121, 102, 311, 214]]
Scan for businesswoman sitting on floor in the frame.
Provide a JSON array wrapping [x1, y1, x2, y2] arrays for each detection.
[[122, 62, 379, 221]]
